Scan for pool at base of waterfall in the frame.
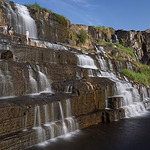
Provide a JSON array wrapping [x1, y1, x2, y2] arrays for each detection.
[[26, 110, 150, 150]]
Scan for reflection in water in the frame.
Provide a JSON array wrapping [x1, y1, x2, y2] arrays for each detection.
[[27, 111, 150, 150]]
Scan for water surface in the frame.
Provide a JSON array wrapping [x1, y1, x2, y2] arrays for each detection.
[[27, 111, 150, 150]]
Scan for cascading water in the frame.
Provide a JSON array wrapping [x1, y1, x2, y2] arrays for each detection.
[[36, 65, 52, 92], [96, 46, 106, 53], [28, 65, 52, 94], [77, 54, 97, 69], [33, 105, 46, 143], [15, 3, 38, 38], [43, 104, 50, 124], [77, 53, 148, 118], [108, 59, 114, 71], [114, 82, 146, 117], [65, 85, 73, 93], [4, 1, 37, 39], [88, 69, 95, 77], [28, 67, 38, 94], [96, 55, 109, 71], [65, 99, 78, 132], [58, 102, 68, 134], [29, 100, 78, 144], [0, 64, 14, 98]]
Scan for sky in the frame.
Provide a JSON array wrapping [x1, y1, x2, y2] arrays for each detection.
[[9, 0, 150, 31]]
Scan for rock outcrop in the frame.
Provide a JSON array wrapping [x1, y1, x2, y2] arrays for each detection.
[[0, 1, 149, 150]]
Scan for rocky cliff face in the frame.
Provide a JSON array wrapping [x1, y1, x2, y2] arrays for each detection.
[[116, 30, 150, 65], [0, 1, 150, 150], [0, 1, 150, 65]]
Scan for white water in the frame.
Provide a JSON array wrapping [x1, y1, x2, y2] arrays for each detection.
[[50, 103, 55, 122], [44, 41, 68, 50], [33, 105, 46, 143], [77, 54, 97, 69], [58, 102, 68, 134], [4, 2, 37, 38], [0, 67, 14, 97], [65, 85, 73, 93], [108, 59, 113, 71], [97, 55, 108, 71], [88, 69, 95, 77], [33, 106, 42, 127], [43, 104, 50, 124], [23, 113, 28, 131], [31, 40, 68, 50], [65, 99, 78, 131], [114, 82, 146, 117], [97, 46, 106, 53], [14, 3, 37, 38], [28, 67, 38, 93], [36, 65, 51, 92]]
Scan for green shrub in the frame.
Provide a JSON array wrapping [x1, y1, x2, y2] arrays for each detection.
[[53, 13, 68, 25], [122, 69, 150, 86], [25, 3, 48, 12], [77, 29, 87, 44], [114, 43, 135, 58]]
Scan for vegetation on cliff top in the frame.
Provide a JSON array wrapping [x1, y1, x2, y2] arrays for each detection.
[[122, 63, 150, 86], [25, 3, 48, 12], [25, 3, 68, 25], [53, 13, 68, 25]]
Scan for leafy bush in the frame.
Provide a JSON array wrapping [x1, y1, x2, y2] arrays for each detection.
[[122, 69, 150, 86], [53, 13, 68, 25], [77, 29, 87, 44], [114, 43, 135, 58]]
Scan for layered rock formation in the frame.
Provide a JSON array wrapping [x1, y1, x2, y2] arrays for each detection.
[[0, 1, 150, 150]]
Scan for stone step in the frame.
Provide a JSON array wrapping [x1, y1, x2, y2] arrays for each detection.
[[101, 108, 125, 122], [107, 96, 124, 109]]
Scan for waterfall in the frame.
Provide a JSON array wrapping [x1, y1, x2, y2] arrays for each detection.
[[65, 99, 78, 132], [28, 67, 38, 94], [36, 65, 52, 92], [77, 54, 97, 69], [0, 65, 14, 98], [4, 1, 18, 27], [108, 59, 114, 71], [114, 82, 146, 117], [23, 113, 28, 131], [50, 103, 55, 122], [97, 55, 108, 71], [35, 100, 78, 142], [58, 102, 68, 134], [43, 104, 50, 124], [65, 85, 73, 93], [88, 69, 95, 77], [44, 41, 68, 50], [96, 46, 106, 53], [33, 106, 42, 127], [33, 105, 46, 143], [4, 1, 37, 39]]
